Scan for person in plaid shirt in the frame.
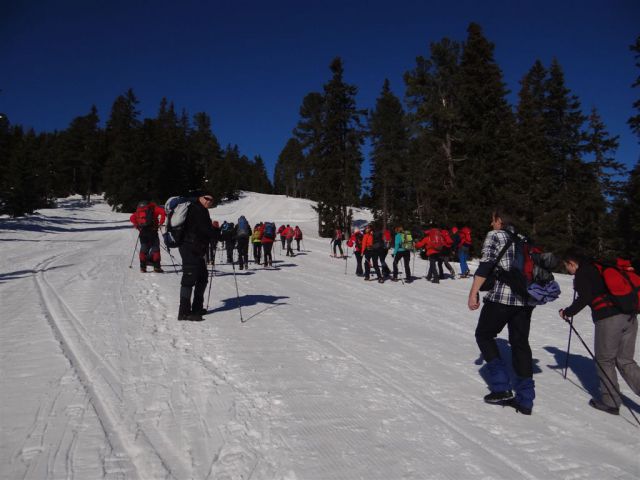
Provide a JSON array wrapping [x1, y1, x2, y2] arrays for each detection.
[[467, 208, 535, 415]]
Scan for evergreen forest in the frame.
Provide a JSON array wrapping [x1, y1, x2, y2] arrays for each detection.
[[2, 24, 639, 258]]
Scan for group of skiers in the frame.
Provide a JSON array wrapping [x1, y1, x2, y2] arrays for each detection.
[[340, 223, 473, 284], [208, 220, 304, 269], [129, 196, 640, 421]]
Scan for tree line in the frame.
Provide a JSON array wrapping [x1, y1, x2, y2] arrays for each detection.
[[274, 24, 640, 257], [1, 23, 638, 258], [0, 90, 272, 215]]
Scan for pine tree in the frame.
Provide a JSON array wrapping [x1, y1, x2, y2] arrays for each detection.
[[192, 112, 223, 200], [103, 89, 142, 211], [628, 35, 640, 138], [456, 23, 516, 241], [404, 37, 463, 224], [369, 79, 410, 228], [293, 92, 326, 200]]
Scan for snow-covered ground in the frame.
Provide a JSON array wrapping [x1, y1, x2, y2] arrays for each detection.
[[1, 192, 638, 480]]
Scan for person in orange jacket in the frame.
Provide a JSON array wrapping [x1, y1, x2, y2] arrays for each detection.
[[130, 200, 166, 272], [284, 224, 295, 257], [361, 224, 383, 282]]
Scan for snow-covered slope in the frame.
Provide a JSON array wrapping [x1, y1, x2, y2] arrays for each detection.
[[1, 193, 638, 480]]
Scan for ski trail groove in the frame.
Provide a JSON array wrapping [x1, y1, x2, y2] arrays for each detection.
[[33, 253, 191, 480]]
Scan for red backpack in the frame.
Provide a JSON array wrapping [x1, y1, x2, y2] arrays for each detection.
[[135, 202, 155, 228], [429, 229, 444, 251], [592, 260, 640, 314]]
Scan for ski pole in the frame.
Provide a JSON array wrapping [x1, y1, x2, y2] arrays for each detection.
[[344, 246, 349, 275], [129, 234, 140, 268], [568, 321, 640, 426], [563, 290, 577, 379], [205, 262, 215, 310], [230, 261, 244, 323]]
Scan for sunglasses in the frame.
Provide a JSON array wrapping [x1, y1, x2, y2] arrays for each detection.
[[203, 196, 214, 202]]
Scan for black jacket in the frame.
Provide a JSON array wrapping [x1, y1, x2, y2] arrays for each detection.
[[182, 202, 217, 256], [564, 262, 620, 321]]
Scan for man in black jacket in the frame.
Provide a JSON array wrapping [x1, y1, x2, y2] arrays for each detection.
[[559, 249, 640, 415], [178, 191, 217, 321]]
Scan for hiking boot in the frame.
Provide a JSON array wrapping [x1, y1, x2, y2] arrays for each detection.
[[239, 264, 244, 270], [140, 267, 147, 273], [377, 278, 385, 284], [499, 398, 532, 415], [484, 390, 514, 404], [178, 312, 190, 321], [405, 278, 413, 284], [391, 277, 399, 282], [244, 263, 249, 270], [589, 398, 619, 415], [195, 308, 207, 316], [153, 266, 164, 273]]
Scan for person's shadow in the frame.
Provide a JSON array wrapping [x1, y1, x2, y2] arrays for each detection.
[[207, 294, 289, 323], [476, 338, 542, 387]]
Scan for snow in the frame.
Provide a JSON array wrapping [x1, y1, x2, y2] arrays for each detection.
[[1, 192, 638, 480]]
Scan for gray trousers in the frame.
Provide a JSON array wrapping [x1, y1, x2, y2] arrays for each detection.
[[594, 313, 640, 407]]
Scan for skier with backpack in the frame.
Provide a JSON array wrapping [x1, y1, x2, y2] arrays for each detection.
[[391, 226, 413, 283], [278, 224, 287, 251], [221, 221, 235, 264], [559, 250, 640, 415], [129, 200, 166, 273], [361, 225, 383, 283], [438, 228, 457, 280], [171, 191, 217, 321], [467, 208, 536, 415], [235, 215, 251, 270], [415, 226, 444, 283], [261, 221, 276, 267], [251, 223, 263, 265], [206, 220, 221, 265]]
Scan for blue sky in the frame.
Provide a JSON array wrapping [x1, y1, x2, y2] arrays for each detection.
[[2, 0, 639, 181]]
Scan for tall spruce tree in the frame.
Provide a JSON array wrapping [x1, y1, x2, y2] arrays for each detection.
[[192, 111, 222, 199], [103, 89, 142, 211], [369, 79, 410, 228], [456, 23, 515, 241], [540, 59, 595, 252], [293, 92, 325, 200], [514, 60, 554, 237], [404, 37, 463, 224], [317, 57, 365, 234]]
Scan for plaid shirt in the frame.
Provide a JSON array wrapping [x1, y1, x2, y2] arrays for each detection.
[[480, 229, 527, 306]]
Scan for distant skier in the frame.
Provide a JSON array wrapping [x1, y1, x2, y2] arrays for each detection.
[[391, 226, 412, 282], [130, 200, 166, 273], [278, 224, 287, 251], [262, 222, 276, 267], [206, 220, 221, 266], [361, 225, 383, 283], [251, 223, 263, 265], [332, 228, 344, 258], [347, 227, 364, 276], [221, 221, 235, 264], [294, 226, 303, 252], [285, 224, 295, 257], [235, 215, 251, 270]]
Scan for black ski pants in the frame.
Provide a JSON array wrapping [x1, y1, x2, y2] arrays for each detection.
[[354, 251, 363, 276], [225, 239, 235, 264], [393, 251, 411, 279], [253, 242, 262, 264], [236, 237, 249, 267], [475, 300, 534, 379], [178, 246, 208, 315], [262, 242, 273, 266], [364, 250, 381, 280]]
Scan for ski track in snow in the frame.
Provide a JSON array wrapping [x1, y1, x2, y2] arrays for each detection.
[[1, 193, 639, 480]]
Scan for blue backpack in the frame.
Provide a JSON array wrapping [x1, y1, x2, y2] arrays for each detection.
[[237, 216, 250, 238], [263, 222, 276, 240]]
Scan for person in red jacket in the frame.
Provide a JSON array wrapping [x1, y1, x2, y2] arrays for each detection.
[[414, 226, 444, 283], [438, 228, 457, 279], [130, 200, 166, 273], [294, 226, 303, 252], [261, 222, 276, 267], [360, 225, 383, 282], [284, 224, 295, 257], [458, 226, 472, 277]]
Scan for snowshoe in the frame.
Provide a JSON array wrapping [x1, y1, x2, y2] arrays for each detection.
[[588, 398, 619, 415]]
